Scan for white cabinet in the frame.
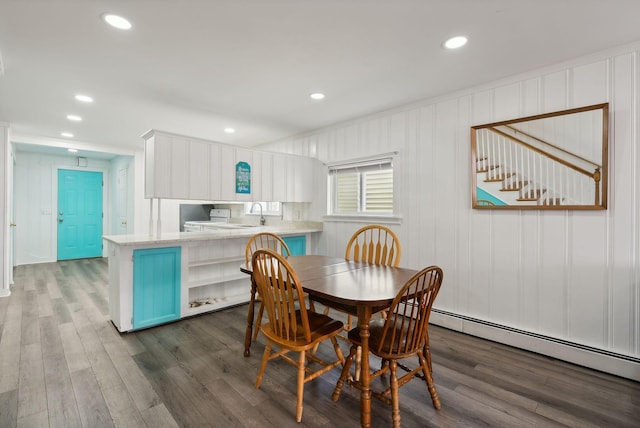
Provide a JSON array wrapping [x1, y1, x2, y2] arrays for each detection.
[[144, 131, 173, 198], [219, 144, 236, 201], [188, 138, 210, 200], [259, 151, 273, 201], [143, 129, 322, 202], [272, 152, 287, 202], [208, 143, 222, 200]]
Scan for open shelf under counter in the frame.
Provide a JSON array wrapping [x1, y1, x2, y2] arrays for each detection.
[[185, 277, 249, 317], [184, 292, 250, 317], [187, 273, 248, 288], [188, 255, 246, 268]]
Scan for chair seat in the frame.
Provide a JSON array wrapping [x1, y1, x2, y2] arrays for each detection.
[[347, 317, 421, 357], [262, 310, 344, 350]]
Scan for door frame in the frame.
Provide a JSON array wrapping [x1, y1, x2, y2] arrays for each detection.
[[53, 165, 109, 260]]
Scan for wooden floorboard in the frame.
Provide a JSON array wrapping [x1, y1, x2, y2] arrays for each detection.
[[0, 258, 638, 427]]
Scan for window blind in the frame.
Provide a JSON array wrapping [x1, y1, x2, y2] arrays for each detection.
[[329, 156, 394, 214]]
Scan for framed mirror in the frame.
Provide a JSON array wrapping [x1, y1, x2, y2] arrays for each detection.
[[471, 103, 609, 210]]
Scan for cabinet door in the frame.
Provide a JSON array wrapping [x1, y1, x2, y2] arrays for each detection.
[[145, 132, 173, 198], [208, 144, 222, 200], [169, 136, 189, 198], [188, 139, 210, 200], [220, 145, 236, 201], [286, 155, 296, 202], [250, 151, 263, 201], [133, 247, 181, 330], [283, 235, 306, 256], [272, 153, 287, 202], [260, 152, 273, 201]]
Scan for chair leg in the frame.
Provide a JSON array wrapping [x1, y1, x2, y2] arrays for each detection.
[[380, 358, 389, 377], [418, 350, 441, 410], [389, 360, 401, 428], [296, 351, 306, 422], [252, 302, 265, 341], [354, 345, 362, 382], [256, 341, 272, 388], [244, 280, 258, 357], [424, 343, 433, 373], [330, 336, 346, 365], [332, 345, 356, 401]]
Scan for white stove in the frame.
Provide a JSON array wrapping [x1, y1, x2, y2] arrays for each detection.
[[184, 208, 231, 232]]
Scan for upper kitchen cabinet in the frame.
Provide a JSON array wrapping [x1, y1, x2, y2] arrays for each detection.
[[143, 129, 321, 202], [144, 130, 212, 200], [219, 144, 236, 201]]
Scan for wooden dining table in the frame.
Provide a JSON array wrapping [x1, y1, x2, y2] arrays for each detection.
[[240, 255, 420, 428]]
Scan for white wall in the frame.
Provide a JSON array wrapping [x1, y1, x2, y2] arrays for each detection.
[[13, 151, 112, 265], [256, 42, 640, 379], [0, 123, 9, 296]]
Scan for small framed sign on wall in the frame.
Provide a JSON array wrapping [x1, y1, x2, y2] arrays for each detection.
[[235, 161, 251, 194]]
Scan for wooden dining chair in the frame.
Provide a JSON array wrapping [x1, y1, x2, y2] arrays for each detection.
[[332, 265, 444, 428], [244, 232, 291, 356], [324, 225, 402, 335], [251, 248, 346, 423]]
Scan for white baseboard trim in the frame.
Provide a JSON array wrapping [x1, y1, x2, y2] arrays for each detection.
[[430, 310, 640, 382], [0, 288, 11, 297]]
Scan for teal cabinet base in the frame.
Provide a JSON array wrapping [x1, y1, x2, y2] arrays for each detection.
[[283, 235, 306, 256], [133, 247, 181, 329]]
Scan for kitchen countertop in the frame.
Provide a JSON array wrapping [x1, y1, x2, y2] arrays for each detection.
[[103, 221, 323, 246]]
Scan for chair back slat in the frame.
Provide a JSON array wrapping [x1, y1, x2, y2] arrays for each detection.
[[252, 249, 311, 343], [246, 232, 291, 264], [345, 225, 402, 267], [376, 266, 443, 357]]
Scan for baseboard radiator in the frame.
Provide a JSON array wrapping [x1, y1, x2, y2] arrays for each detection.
[[430, 309, 640, 382]]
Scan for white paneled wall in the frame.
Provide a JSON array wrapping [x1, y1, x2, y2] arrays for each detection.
[[257, 43, 640, 379], [13, 152, 112, 265]]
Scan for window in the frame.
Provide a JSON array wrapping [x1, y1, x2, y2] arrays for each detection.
[[329, 156, 394, 215], [244, 202, 282, 216]]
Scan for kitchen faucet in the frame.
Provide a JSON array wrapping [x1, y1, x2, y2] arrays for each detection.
[[250, 202, 266, 225]]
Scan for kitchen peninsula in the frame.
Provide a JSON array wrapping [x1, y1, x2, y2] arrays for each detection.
[[103, 222, 322, 332]]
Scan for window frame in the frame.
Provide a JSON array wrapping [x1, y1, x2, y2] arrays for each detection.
[[326, 153, 397, 220]]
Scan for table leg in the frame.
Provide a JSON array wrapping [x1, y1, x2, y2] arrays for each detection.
[[244, 277, 257, 357], [357, 306, 372, 428]]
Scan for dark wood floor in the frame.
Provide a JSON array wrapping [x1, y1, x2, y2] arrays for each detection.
[[0, 258, 638, 427]]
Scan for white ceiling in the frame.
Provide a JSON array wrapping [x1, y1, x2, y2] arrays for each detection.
[[2, 0, 640, 158]]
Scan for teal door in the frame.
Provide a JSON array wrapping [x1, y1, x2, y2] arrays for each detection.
[[57, 169, 103, 260], [133, 247, 181, 330]]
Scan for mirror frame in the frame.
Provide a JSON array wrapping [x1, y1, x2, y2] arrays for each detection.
[[471, 103, 609, 210]]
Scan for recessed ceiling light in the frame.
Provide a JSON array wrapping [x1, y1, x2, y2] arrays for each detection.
[[75, 94, 93, 103], [61, 132, 74, 138], [224, 127, 236, 134], [102, 13, 132, 30], [66, 114, 82, 121], [68, 148, 78, 153], [443, 35, 468, 49], [309, 92, 325, 100]]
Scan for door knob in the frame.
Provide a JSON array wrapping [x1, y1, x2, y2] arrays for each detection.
[[59, 211, 63, 215], [58, 218, 64, 223]]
